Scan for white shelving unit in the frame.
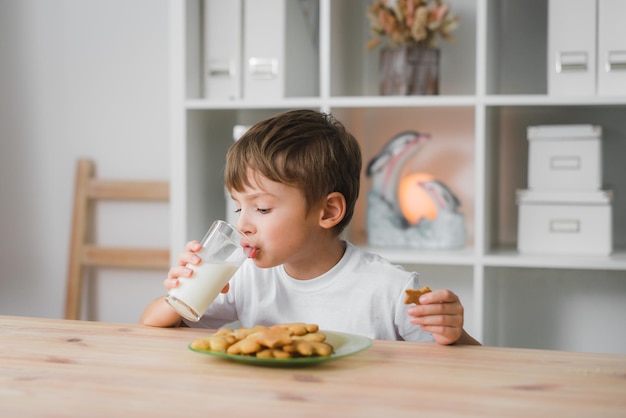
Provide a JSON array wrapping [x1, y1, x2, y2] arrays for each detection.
[[169, 0, 626, 354]]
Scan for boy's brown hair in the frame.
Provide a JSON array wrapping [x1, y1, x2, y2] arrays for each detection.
[[225, 109, 362, 234]]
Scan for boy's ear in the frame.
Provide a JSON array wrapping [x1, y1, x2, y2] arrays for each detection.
[[319, 192, 346, 230]]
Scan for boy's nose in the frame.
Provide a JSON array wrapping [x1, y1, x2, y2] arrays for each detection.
[[236, 214, 253, 236]]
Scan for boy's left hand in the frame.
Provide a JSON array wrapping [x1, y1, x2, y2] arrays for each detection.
[[406, 289, 464, 345]]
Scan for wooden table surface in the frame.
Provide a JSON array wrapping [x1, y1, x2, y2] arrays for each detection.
[[1, 315, 625, 417]]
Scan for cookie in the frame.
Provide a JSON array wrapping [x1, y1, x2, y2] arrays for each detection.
[[292, 332, 327, 343], [226, 337, 262, 355], [190, 335, 226, 351], [404, 285, 432, 305], [271, 322, 320, 336], [283, 341, 333, 357], [253, 327, 294, 349], [234, 325, 268, 340]]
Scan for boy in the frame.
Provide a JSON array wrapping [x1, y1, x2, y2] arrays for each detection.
[[140, 109, 479, 345]]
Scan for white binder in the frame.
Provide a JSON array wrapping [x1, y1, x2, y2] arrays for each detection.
[[597, 0, 626, 96], [204, 0, 243, 100], [242, 0, 318, 100], [243, 0, 285, 100], [547, 0, 597, 96]]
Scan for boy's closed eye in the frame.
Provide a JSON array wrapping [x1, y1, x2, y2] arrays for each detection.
[[233, 207, 272, 214]]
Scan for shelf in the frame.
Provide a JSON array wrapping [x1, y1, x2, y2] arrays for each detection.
[[359, 246, 626, 271], [486, 105, 626, 255], [362, 246, 476, 266], [329, 0, 477, 98], [186, 98, 325, 110], [173, 0, 626, 353], [484, 248, 626, 271], [483, 95, 626, 106], [186, 96, 476, 109], [187, 95, 626, 110], [328, 96, 476, 108]]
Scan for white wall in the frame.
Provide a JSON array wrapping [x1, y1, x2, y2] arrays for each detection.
[[0, 0, 170, 323]]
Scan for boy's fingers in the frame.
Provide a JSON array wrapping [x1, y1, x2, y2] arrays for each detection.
[[168, 266, 193, 281], [411, 313, 461, 327], [176, 251, 201, 266], [163, 277, 179, 290], [420, 289, 458, 304], [185, 240, 202, 252]]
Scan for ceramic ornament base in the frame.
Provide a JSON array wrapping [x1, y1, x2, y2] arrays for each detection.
[[366, 191, 466, 249]]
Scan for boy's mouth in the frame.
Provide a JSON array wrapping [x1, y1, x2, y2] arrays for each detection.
[[242, 242, 258, 258]]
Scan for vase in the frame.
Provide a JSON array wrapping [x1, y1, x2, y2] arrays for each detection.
[[379, 45, 440, 96]]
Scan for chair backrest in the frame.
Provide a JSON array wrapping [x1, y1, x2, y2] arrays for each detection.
[[65, 159, 170, 320]]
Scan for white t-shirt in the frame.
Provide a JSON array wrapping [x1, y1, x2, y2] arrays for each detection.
[[184, 241, 434, 342]]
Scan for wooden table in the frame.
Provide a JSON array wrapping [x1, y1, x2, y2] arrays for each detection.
[[2, 316, 625, 417]]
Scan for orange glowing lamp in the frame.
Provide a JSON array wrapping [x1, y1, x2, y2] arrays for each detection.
[[398, 172, 438, 225]]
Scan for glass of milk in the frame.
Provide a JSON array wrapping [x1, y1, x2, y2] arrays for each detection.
[[165, 220, 249, 322]]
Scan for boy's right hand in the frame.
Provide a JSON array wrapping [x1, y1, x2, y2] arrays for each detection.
[[163, 240, 230, 294], [164, 240, 202, 290]]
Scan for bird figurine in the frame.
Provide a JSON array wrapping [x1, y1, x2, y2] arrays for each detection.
[[366, 131, 466, 249]]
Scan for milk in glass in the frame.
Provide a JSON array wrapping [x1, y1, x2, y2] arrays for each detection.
[[168, 261, 239, 321]]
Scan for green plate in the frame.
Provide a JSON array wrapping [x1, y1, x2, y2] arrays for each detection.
[[189, 330, 373, 366]]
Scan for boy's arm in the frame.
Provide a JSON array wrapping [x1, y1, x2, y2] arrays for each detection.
[[454, 329, 481, 346], [139, 296, 183, 327]]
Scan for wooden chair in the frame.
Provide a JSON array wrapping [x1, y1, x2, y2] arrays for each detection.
[[65, 159, 170, 320]]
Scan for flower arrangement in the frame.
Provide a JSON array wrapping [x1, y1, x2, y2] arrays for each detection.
[[366, 0, 460, 50]]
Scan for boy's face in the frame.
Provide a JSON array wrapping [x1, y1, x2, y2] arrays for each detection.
[[230, 172, 326, 272]]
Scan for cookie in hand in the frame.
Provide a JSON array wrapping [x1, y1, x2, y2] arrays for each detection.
[[404, 285, 432, 305]]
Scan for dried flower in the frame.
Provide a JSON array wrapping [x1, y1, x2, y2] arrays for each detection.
[[366, 0, 459, 50]]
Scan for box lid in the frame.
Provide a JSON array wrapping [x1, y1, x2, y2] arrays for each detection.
[[527, 124, 602, 141], [516, 189, 613, 205]]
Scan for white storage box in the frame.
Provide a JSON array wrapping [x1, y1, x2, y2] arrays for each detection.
[[527, 124, 602, 191], [517, 189, 612, 255]]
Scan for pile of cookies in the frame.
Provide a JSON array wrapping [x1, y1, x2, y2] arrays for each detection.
[[191, 323, 334, 359]]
